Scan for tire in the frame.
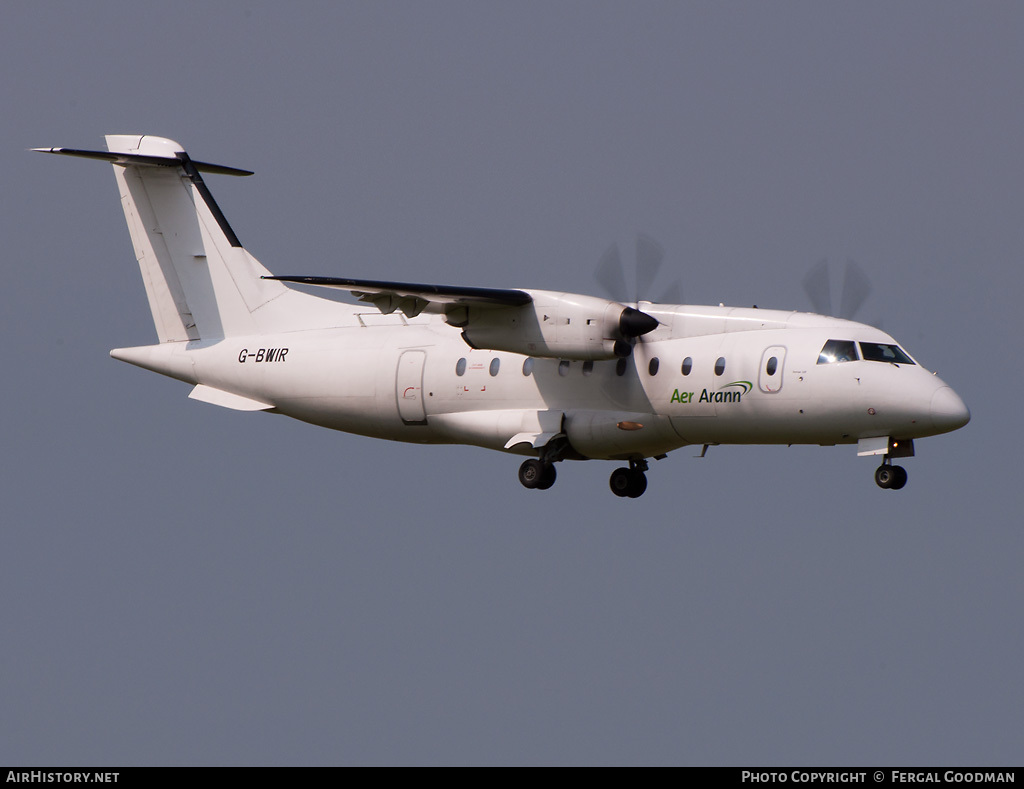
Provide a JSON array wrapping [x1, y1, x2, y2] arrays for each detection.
[[537, 463, 557, 490], [890, 465, 908, 490], [875, 465, 895, 489], [627, 472, 648, 498], [609, 467, 632, 497], [519, 459, 545, 489]]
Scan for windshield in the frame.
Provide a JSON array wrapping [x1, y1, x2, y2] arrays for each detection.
[[817, 339, 859, 364], [859, 342, 915, 365]]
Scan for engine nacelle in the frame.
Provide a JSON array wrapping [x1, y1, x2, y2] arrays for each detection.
[[451, 289, 656, 361]]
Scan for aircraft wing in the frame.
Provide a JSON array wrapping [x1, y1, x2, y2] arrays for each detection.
[[265, 275, 654, 361], [264, 275, 531, 317]]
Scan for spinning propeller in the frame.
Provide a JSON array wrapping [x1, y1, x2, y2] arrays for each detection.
[[802, 258, 873, 320], [595, 234, 684, 308], [594, 234, 683, 353]]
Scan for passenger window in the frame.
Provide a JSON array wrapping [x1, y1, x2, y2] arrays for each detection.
[[582, 360, 594, 377], [714, 357, 726, 376], [859, 342, 916, 365], [489, 358, 500, 376], [522, 357, 534, 376], [766, 356, 777, 376], [558, 360, 570, 377], [817, 339, 858, 364], [681, 357, 692, 376], [456, 357, 467, 376], [649, 358, 660, 376]]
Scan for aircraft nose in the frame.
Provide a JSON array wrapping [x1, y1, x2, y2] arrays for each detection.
[[930, 386, 970, 433]]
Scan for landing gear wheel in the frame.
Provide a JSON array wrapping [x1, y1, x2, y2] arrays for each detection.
[[519, 459, 556, 490], [609, 468, 647, 498], [875, 464, 908, 490], [537, 463, 557, 490], [609, 468, 632, 497], [519, 459, 545, 489]]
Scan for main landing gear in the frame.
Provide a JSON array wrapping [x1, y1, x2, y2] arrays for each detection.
[[875, 460, 908, 490], [518, 456, 651, 498], [609, 458, 648, 499], [518, 458, 557, 490], [519, 438, 572, 492]]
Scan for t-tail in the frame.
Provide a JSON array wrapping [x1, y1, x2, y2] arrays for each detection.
[[34, 135, 339, 342]]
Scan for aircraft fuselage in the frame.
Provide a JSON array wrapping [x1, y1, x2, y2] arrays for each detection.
[[111, 302, 967, 462]]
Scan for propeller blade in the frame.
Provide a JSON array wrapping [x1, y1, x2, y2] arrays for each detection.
[[595, 242, 629, 303], [657, 279, 684, 306], [839, 258, 872, 320], [802, 258, 833, 316], [635, 234, 664, 304], [596, 234, 679, 311]]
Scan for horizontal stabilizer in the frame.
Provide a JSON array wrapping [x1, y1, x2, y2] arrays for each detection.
[[188, 384, 273, 411], [265, 275, 531, 318], [32, 147, 253, 176]]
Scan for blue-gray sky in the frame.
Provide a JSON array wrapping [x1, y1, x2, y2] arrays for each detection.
[[3, 1, 1022, 765]]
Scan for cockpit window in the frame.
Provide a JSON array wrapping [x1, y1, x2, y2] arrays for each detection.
[[859, 342, 915, 365], [817, 339, 859, 364]]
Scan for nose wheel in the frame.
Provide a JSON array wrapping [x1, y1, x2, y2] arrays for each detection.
[[609, 459, 649, 498], [875, 463, 908, 490], [519, 458, 557, 490]]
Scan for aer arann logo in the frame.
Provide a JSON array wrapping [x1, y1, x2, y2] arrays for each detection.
[[670, 380, 752, 404]]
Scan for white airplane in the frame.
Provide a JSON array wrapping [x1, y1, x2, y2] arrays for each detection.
[[36, 135, 970, 498]]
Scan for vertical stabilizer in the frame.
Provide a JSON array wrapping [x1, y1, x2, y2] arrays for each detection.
[[35, 135, 350, 341], [105, 134, 290, 341]]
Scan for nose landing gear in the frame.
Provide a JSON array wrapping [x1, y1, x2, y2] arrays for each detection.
[[609, 458, 649, 498], [862, 437, 913, 491], [875, 461, 908, 490]]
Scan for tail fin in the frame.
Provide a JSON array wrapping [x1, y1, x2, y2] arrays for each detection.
[[37, 135, 320, 341]]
